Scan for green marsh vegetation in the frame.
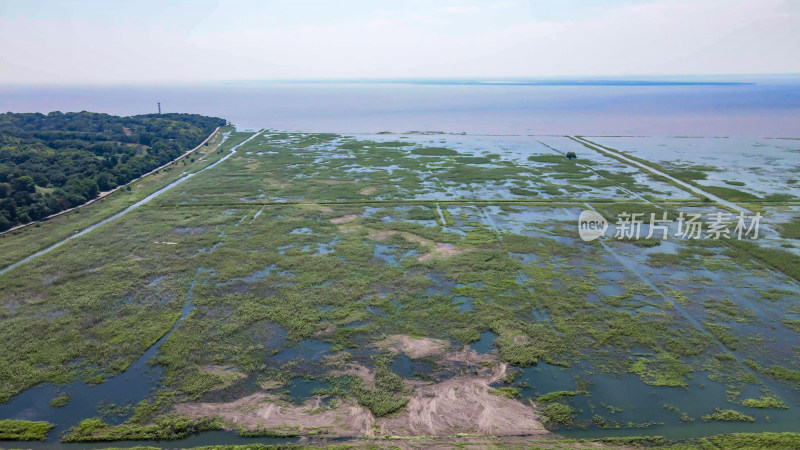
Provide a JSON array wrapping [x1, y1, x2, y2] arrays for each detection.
[[489, 387, 521, 399], [724, 239, 800, 284], [542, 402, 578, 426], [778, 217, 800, 240], [49, 393, 70, 408], [741, 396, 788, 409], [536, 391, 577, 403], [351, 357, 409, 417], [410, 146, 459, 156], [0, 419, 54, 440], [62, 416, 223, 442], [700, 408, 755, 422], [0, 132, 798, 441]]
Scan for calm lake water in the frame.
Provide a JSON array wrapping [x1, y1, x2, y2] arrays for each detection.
[[2, 78, 799, 136]]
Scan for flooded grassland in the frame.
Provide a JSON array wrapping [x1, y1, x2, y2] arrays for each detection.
[[0, 131, 799, 447]]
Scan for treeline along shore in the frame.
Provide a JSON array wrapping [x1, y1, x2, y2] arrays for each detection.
[[0, 111, 226, 231]]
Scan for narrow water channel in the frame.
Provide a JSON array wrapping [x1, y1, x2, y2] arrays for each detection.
[[0, 267, 205, 442]]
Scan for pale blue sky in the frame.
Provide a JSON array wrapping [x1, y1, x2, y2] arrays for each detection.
[[1, 0, 798, 84]]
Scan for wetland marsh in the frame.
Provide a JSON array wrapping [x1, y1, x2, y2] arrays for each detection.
[[1, 127, 799, 447]]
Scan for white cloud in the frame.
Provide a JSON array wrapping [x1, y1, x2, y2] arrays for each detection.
[[0, 0, 797, 83], [439, 5, 482, 15]]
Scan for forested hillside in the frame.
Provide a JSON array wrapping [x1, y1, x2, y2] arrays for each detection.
[[0, 111, 225, 230]]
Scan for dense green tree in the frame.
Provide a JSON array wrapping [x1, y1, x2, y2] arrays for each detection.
[[11, 176, 35, 193], [96, 173, 115, 191], [0, 112, 225, 230]]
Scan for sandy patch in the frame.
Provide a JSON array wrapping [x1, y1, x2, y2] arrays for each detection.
[[376, 334, 495, 366], [374, 335, 450, 359], [380, 364, 547, 437], [174, 336, 547, 440], [176, 366, 546, 439], [265, 178, 291, 189], [176, 394, 375, 437], [368, 230, 463, 261], [330, 214, 358, 224], [359, 186, 377, 195], [417, 243, 461, 261], [441, 344, 498, 366], [317, 179, 355, 185], [368, 230, 399, 240]]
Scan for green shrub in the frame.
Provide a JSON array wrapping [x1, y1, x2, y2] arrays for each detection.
[[542, 403, 576, 426], [489, 387, 520, 399], [701, 408, 755, 422], [536, 391, 577, 403], [49, 393, 70, 408], [741, 396, 788, 409], [0, 419, 54, 440], [62, 416, 223, 442], [407, 207, 438, 221], [629, 354, 691, 387], [352, 363, 408, 417]]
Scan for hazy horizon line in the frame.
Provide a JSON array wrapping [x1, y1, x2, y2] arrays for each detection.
[[3, 73, 800, 88]]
